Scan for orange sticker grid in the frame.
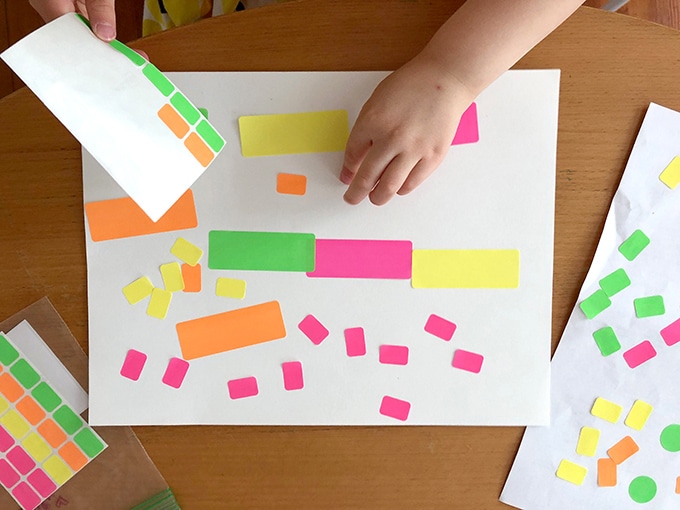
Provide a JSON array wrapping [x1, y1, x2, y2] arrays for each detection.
[[0, 333, 107, 508]]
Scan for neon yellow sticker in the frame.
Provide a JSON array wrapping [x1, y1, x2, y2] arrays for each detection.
[[122, 276, 154, 304], [160, 262, 185, 292], [625, 400, 653, 431], [146, 288, 173, 320], [591, 397, 623, 423], [576, 426, 600, 457], [556, 459, 587, 485], [660, 156, 680, 189], [412, 249, 520, 288], [170, 238, 203, 266], [215, 278, 247, 299]]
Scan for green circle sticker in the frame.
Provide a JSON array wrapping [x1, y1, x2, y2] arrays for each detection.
[[660, 424, 680, 452], [629, 476, 657, 504]]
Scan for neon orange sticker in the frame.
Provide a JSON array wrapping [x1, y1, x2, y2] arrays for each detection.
[[276, 173, 307, 195]]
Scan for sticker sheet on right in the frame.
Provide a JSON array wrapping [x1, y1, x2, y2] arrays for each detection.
[[502, 102, 680, 509]]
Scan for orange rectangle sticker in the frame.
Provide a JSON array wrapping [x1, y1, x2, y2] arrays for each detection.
[[85, 190, 198, 242], [177, 301, 286, 360]]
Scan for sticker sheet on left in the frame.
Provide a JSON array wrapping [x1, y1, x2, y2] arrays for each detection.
[[0, 333, 106, 510]]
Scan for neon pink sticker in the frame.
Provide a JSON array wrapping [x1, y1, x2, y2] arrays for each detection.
[[379, 345, 409, 365], [379, 396, 411, 421], [12, 481, 40, 510], [0, 426, 14, 452], [162, 357, 190, 389], [228, 376, 259, 399], [307, 239, 412, 279], [623, 340, 657, 368], [6, 446, 35, 475], [424, 314, 457, 341], [120, 349, 147, 381], [451, 102, 479, 145], [345, 327, 367, 357], [452, 349, 484, 373], [661, 317, 680, 346], [0, 459, 19, 488], [26, 469, 57, 498], [298, 314, 329, 345], [282, 361, 304, 391]]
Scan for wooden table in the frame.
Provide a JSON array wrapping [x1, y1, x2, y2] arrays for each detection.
[[1, 1, 680, 508]]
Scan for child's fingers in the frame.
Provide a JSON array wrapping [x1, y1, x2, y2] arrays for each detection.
[[397, 155, 444, 196], [342, 145, 395, 205], [368, 153, 421, 206], [29, 0, 76, 22], [341, 121, 373, 185], [87, 0, 117, 41]]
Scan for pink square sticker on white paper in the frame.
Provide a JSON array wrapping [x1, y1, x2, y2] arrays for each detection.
[[344, 327, 366, 357], [228, 376, 259, 399], [379, 345, 409, 365], [120, 349, 147, 381], [451, 349, 484, 374], [298, 314, 329, 345], [661, 317, 680, 346], [424, 314, 457, 341], [162, 357, 190, 389], [379, 396, 411, 421], [282, 361, 304, 391]]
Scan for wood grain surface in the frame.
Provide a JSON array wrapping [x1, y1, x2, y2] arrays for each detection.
[[2, 2, 680, 508]]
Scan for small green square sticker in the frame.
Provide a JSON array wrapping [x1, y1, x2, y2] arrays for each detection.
[[170, 92, 200, 125], [619, 230, 650, 261], [74, 428, 106, 458], [599, 268, 631, 297], [31, 382, 62, 412], [634, 295, 665, 318], [592, 326, 621, 356], [142, 63, 175, 97], [9, 359, 40, 389], [53, 405, 83, 435], [0, 334, 19, 366], [580, 290, 612, 319], [196, 119, 225, 152]]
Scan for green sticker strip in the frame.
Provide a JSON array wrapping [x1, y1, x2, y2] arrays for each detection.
[[32, 382, 62, 413], [76, 13, 91, 28], [209, 230, 316, 272], [53, 405, 84, 435], [0, 334, 19, 366], [170, 92, 201, 125], [110, 39, 146, 66], [634, 295, 665, 318], [579, 290, 611, 319], [618, 229, 650, 261], [143, 64, 175, 97], [10, 359, 40, 389], [131, 488, 181, 510], [599, 268, 630, 297], [197, 119, 225, 152], [592, 326, 621, 356], [628, 476, 657, 504], [74, 428, 106, 458]]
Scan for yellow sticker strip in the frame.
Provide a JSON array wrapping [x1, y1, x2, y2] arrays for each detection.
[[624, 400, 653, 431], [660, 156, 680, 189], [556, 459, 587, 485], [591, 397, 623, 423], [238, 110, 349, 157], [575, 426, 600, 457], [411, 249, 520, 288]]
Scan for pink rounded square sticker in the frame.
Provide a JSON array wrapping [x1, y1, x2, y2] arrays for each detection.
[[345, 327, 366, 357], [298, 314, 329, 345], [379, 396, 411, 421], [379, 345, 409, 365], [424, 314, 457, 341], [452, 349, 484, 374]]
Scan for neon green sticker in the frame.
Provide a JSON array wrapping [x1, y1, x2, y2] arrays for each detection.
[[143, 64, 175, 97], [599, 268, 630, 297], [634, 295, 665, 318], [10, 359, 40, 389], [618, 229, 650, 261], [31, 382, 62, 412], [629, 476, 657, 504], [0, 334, 19, 366], [579, 290, 611, 319], [592, 327, 621, 356], [110, 39, 146, 66], [660, 424, 680, 452], [74, 428, 105, 458], [170, 93, 200, 125], [53, 405, 83, 435], [196, 119, 225, 152]]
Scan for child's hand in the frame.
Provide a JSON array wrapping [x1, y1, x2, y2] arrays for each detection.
[[30, 0, 116, 41], [341, 53, 474, 206]]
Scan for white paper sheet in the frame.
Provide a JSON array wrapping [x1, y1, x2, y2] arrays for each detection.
[[84, 70, 558, 426], [501, 103, 680, 509], [1, 14, 224, 221], [5, 321, 89, 414]]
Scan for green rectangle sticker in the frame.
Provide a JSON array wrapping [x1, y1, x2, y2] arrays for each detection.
[[209, 231, 316, 272]]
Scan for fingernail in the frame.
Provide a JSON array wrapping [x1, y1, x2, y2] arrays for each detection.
[[94, 22, 116, 41], [339, 167, 353, 185]]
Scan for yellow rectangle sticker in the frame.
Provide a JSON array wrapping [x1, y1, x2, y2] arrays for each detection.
[[411, 249, 520, 288]]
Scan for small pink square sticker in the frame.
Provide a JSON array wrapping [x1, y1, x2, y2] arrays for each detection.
[[379, 345, 409, 365], [162, 357, 190, 389], [451, 349, 484, 374], [424, 314, 457, 341], [282, 361, 304, 391], [661, 317, 680, 346], [120, 349, 147, 381], [623, 340, 657, 369], [228, 376, 259, 399], [379, 396, 411, 421], [298, 314, 329, 345], [345, 327, 366, 357]]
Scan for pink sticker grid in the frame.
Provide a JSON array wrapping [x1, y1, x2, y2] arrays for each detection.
[[424, 314, 457, 341], [298, 315, 329, 345], [452, 349, 484, 373], [161, 358, 190, 389], [282, 362, 304, 391], [379, 396, 411, 422], [344, 328, 367, 357], [228, 377, 259, 399], [661, 317, 680, 346], [379, 345, 409, 365], [623, 340, 657, 369], [120, 349, 147, 381]]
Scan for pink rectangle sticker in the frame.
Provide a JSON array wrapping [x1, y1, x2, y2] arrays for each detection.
[[7, 445, 35, 475], [162, 358, 190, 389], [12, 481, 41, 510], [282, 361, 304, 391], [345, 327, 366, 357], [0, 459, 19, 488], [307, 239, 412, 279], [661, 317, 680, 346], [452, 349, 484, 373], [298, 314, 329, 345], [424, 314, 457, 341], [0, 426, 14, 452], [228, 376, 259, 399], [451, 102, 479, 145], [379, 396, 411, 421], [379, 345, 409, 365], [120, 349, 147, 381], [26, 469, 57, 498], [623, 340, 657, 369]]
